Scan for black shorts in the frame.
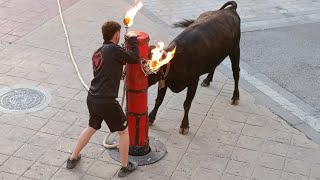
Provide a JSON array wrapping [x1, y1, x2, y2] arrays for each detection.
[[87, 98, 127, 132]]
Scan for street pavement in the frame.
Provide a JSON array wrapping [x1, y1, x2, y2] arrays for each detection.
[[0, 0, 320, 180]]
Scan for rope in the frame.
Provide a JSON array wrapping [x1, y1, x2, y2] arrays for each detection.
[[56, 0, 120, 149]]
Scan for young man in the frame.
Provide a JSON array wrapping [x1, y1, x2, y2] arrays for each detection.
[[66, 21, 140, 177]]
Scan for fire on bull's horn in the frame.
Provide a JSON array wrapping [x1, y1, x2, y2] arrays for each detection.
[[122, 2, 176, 76]]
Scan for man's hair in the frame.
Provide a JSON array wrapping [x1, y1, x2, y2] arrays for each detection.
[[102, 21, 121, 41]]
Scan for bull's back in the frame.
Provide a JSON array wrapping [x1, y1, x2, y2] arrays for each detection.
[[170, 9, 240, 79]]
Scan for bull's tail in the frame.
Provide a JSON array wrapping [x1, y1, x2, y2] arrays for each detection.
[[219, 1, 237, 10], [173, 1, 237, 28], [173, 19, 195, 28]]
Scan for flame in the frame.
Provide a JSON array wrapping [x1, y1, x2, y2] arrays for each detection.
[[123, 2, 143, 27], [149, 42, 176, 71]]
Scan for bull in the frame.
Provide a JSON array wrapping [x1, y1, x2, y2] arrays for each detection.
[[147, 1, 241, 134]]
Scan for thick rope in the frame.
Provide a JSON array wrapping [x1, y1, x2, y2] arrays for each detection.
[[56, 0, 120, 149]]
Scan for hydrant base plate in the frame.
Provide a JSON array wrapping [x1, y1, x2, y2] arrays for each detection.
[[109, 137, 167, 166]]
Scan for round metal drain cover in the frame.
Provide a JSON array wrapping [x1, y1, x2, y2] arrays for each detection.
[[0, 85, 51, 114]]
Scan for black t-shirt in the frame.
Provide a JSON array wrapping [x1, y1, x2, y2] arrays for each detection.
[[88, 37, 140, 102]]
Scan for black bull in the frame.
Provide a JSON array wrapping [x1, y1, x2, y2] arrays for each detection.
[[147, 1, 241, 135]]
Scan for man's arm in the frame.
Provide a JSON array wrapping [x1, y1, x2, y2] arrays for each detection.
[[115, 37, 140, 64]]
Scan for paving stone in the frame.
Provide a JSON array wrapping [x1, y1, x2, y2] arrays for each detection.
[[311, 163, 320, 179], [81, 175, 105, 180], [0, 123, 15, 136], [5, 126, 36, 142], [231, 147, 259, 163], [30, 106, 60, 119], [89, 130, 109, 145], [261, 140, 289, 156], [221, 173, 250, 180], [63, 125, 83, 139], [0, 172, 19, 180], [225, 160, 254, 178], [196, 128, 239, 146], [246, 114, 271, 127], [201, 118, 244, 134], [38, 149, 70, 167], [251, 166, 281, 180], [224, 110, 249, 123], [6, 67, 30, 78], [62, 78, 85, 90], [198, 154, 229, 172], [98, 150, 119, 165], [13, 144, 46, 161], [188, 140, 234, 158], [158, 108, 183, 122], [265, 130, 292, 145], [50, 168, 84, 180], [0, 157, 33, 175], [62, 157, 95, 173], [287, 146, 320, 163], [54, 87, 81, 99], [236, 135, 264, 151], [0, 137, 23, 155], [150, 118, 179, 133], [280, 172, 308, 180], [23, 162, 59, 180], [149, 128, 172, 144], [0, 114, 48, 131], [284, 158, 310, 176], [291, 133, 320, 149], [257, 152, 286, 170], [139, 159, 178, 177], [81, 143, 105, 159], [0, 64, 12, 73], [63, 100, 88, 114], [241, 124, 269, 139], [73, 90, 87, 101], [174, 152, 201, 179], [0, 153, 9, 165], [191, 168, 221, 180], [27, 132, 59, 147], [48, 96, 71, 109], [166, 128, 197, 149], [45, 74, 71, 86], [25, 71, 50, 82], [73, 114, 89, 128], [19, 177, 34, 180], [40, 120, 71, 136], [50, 136, 76, 153], [87, 161, 119, 179]]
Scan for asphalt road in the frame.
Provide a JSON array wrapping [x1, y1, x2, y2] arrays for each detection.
[[240, 22, 320, 112]]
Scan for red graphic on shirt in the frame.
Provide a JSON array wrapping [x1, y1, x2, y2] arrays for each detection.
[[92, 51, 103, 72]]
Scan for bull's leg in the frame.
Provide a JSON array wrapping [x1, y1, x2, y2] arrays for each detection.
[[180, 79, 199, 135], [201, 67, 216, 87], [230, 46, 240, 105], [149, 86, 168, 125]]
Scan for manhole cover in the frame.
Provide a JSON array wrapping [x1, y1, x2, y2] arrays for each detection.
[[0, 85, 51, 114]]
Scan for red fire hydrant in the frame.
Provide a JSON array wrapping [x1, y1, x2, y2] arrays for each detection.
[[125, 31, 150, 156]]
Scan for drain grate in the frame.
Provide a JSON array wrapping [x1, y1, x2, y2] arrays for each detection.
[[0, 85, 51, 114]]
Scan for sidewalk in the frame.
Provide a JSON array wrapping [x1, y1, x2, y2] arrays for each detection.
[[0, 0, 320, 180]]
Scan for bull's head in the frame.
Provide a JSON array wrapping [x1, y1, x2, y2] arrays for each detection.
[[146, 42, 177, 88]]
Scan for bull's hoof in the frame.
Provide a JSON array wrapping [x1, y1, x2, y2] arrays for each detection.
[[149, 119, 155, 126], [201, 81, 210, 87], [231, 99, 240, 105], [179, 127, 189, 135]]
